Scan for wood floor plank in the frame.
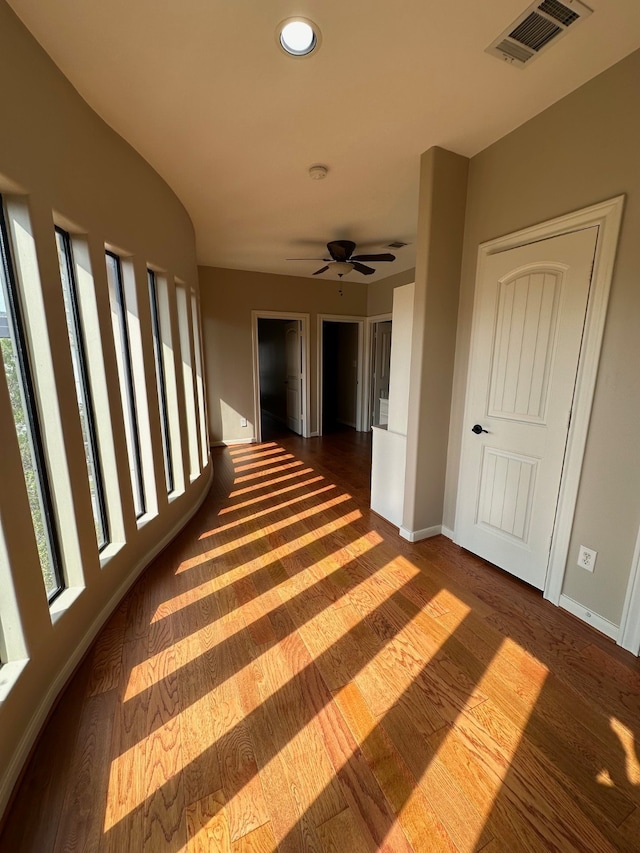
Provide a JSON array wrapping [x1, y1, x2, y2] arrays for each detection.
[[455, 704, 621, 852], [142, 644, 185, 850], [186, 790, 230, 853], [380, 701, 494, 852], [315, 807, 375, 853], [231, 822, 277, 853], [53, 689, 118, 853], [233, 650, 324, 853], [253, 635, 347, 831], [86, 601, 128, 697], [333, 682, 457, 852]]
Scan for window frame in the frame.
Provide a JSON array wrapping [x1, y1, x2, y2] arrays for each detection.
[[148, 269, 174, 494], [0, 200, 64, 602], [105, 250, 146, 519], [56, 227, 110, 551]]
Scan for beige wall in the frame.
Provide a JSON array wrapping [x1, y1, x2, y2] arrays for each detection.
[[200, 266, 367, 441], [445, 49, 640, 625], [0, 1, 208, 816]]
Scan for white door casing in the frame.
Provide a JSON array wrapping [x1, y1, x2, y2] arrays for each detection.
[[372, 320, 392, 426], [251, 310, 310, 443], [456, 227, 598, 590], [285, 320, 302, 435], [317, 315, 365, 435]]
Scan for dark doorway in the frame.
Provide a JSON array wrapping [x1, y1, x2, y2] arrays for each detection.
[[322, 320, 359, 434], [257, 318, 302, 442]]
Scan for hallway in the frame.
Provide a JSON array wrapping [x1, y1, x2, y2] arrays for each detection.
[[2, 432, 639, 851]]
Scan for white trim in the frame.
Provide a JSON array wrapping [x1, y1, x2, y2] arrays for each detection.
[[317, 315, 366, 435], [619, 524, 640, 655], [0, 467, 213, 820], [453, 196, 625, 607], [210, 438, 256, 448], [441, 526, 455, 541], [251, 311, 311, 443], [399, 524, 442, 542], [559, 594, 619, 641], [363, 313, 393, 430]]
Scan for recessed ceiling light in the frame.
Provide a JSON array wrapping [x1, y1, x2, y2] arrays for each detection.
[[278, 18, 320, 57]]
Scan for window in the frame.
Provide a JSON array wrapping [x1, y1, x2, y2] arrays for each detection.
[[0, 201, 63, 601], [55, 228, 109, 550], [105, 251, 145, 518], [176, 282, 200, 479], [148, 270, 174, 493], [191, 290, 208, 467]]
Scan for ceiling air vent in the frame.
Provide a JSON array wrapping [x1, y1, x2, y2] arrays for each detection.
[[486, 0, 592, 69]]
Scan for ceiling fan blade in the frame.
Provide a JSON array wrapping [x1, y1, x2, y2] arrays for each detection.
[[312, 265, 330, 276], [352, 262, 375, 276], [327, 240, 356, 262], [350, 253, 396, 262]]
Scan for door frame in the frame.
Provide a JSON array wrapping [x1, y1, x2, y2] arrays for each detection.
[[251, 310, 310, 443], [620, 527, 640, 654], [363, 313, 392, 429], [454, 195, 624, 606], [317, 315, 366, 435]]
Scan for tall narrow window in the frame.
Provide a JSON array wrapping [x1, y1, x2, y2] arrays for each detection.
[[0, 202, 63, 601], [105, 251, 145, 518], [148, 270, 174, 493], [191, 290, 208, 468], [56, 229, 109, 550]]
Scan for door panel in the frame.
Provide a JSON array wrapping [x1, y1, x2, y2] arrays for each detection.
[[285, 321, 302, 434], [456, 227, 598, 589], [371, 321, 392, 426]]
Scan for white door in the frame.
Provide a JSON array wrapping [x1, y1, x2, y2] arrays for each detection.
[[456, 227, 598, 589], [285, 320, 302, 434], [371, 321, 392, 425]]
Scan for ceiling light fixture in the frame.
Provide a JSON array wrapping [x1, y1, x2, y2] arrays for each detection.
[[278, 17, 320, 57], [331, 262, 353, 277], [308, 164, 328, 180]]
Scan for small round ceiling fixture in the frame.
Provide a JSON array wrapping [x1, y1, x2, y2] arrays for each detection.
[[278, 17, 320, 57], [308, 164, 328, 180]]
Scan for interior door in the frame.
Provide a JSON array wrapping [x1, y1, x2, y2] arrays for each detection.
[[285, 320, 302, 434], [456, 227, 598, 589], [371, 321, 392, 425]]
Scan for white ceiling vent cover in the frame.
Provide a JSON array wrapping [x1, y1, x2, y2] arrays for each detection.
[[487, 0, 592, 68]]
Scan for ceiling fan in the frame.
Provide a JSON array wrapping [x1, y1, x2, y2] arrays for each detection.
[[287, 240, 396, 277]]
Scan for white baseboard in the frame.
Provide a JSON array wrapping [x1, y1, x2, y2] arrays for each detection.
[[307, 431, 319, 438], [399, 525, 442, 543], [211, 437, 256, 447], [441, 526, 455, 541], [559, 594, 619, 641], [0, 467, 213, 823]]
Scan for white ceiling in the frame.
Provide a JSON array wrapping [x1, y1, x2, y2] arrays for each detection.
[[7, 0, 640, 282]]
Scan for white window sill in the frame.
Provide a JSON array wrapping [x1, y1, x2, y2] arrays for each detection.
[[99, 541, 125, 570], [49, 586, 84, 626], [0, 658, 29, 703]]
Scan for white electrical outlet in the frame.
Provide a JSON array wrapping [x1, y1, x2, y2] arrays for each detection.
[[577, 545, 597, 572], [240, 417, 247, 428]]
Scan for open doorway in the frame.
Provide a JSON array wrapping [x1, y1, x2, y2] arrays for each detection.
[[252, 311, 310, 443], [318, 316, 364, 435]]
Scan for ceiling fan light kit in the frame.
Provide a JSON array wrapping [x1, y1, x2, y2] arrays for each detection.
[[287, 239, 396, 278]]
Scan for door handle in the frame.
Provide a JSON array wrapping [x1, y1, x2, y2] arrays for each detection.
[[471, 424, 488, 434]]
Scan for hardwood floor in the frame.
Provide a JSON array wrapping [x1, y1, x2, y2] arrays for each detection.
[[2, 430, 640, 851]]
